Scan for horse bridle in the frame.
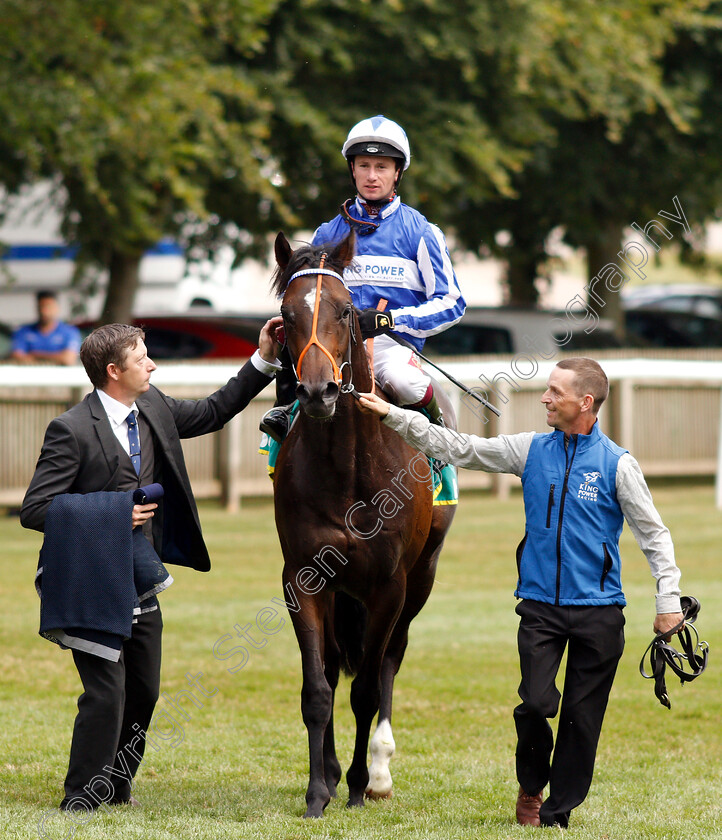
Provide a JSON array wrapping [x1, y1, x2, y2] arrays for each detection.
[[639, 595, 709, 709], [285, 255, 356, 395]]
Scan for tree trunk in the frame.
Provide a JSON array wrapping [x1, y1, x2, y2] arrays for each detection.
[[585, 223, 625, 338], [504, 251, 541, 307], [101, 250, 143, 325]]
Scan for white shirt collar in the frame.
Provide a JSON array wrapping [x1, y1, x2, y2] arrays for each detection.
[[97, 388, 139, 428]]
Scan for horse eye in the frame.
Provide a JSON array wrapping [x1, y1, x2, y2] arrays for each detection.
[[341, 306, 352, 320], [281, 309, 295, 325]]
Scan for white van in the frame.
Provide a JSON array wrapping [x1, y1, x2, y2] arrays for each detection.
[[0, 183, 277, 324]]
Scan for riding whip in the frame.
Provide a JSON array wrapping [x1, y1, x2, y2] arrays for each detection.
[[384, 330, 501, 417]]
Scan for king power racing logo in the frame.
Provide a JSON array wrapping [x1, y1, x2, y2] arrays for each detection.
[[578, 471, 601, 502]]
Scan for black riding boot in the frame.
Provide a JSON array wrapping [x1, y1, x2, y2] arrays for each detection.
[[260, 348, 297, 443]]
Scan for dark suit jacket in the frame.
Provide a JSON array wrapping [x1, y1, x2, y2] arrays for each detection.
[[21, 359, 273, 571]]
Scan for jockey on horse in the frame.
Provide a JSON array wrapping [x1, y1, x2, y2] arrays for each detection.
[[261, 115, 466, 442]]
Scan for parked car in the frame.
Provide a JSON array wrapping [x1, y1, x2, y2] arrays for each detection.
[[422, 307, 627, 356], [75, 314, 272, 360], [622, 284, 722, 319], [71, 305, 722, 363], [623, 308, 722, 348], [422, 302, 722, 355]]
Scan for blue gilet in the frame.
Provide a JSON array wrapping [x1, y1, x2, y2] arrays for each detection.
[[515, 422, 629, 607]]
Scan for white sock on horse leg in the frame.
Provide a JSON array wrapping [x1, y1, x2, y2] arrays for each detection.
[[366, 718, 395, 798]]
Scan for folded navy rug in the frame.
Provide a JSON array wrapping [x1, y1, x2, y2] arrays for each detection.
[[36, 488, 172, 661]]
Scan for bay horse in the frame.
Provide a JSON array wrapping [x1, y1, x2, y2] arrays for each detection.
[[271, 230, 456, 818]]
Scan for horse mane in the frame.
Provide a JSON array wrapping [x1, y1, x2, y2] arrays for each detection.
[[270, 238, 350, 299]]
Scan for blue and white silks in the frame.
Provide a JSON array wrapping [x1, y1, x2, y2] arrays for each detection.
[[312, 196, 466, 352]]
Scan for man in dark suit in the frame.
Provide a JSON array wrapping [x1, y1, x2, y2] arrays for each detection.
[[21, 319, 282, 811]]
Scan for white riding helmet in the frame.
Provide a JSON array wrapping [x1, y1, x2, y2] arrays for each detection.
[[341, 115, 411, 171]]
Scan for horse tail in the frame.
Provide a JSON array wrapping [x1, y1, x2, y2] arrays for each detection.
[[334, 591, 367, 676]]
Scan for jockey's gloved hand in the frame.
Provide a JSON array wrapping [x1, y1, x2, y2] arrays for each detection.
[[357, 308, 395, 338]]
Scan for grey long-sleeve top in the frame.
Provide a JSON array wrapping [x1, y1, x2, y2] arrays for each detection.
[[383, 404, 682, 614]]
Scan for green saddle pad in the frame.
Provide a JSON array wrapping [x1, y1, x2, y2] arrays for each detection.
[[432, 460, 458, 506]]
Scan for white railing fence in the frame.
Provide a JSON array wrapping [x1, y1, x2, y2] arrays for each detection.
[[2, 356, 722, 511]]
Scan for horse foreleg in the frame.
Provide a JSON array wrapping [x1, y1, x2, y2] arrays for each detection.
[[367, 544, 441, 800], [346, 583, 405, 809], [365, 622, 407, 800], [293, 606, 333, 818], [322, 617, 342, 798]]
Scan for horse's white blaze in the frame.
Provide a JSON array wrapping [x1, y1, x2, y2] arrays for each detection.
[[303, 287, 320, 314], [367, 718, 395, 796]]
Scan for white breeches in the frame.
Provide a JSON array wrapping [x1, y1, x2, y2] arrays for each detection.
[[369, 335, 430, 405]]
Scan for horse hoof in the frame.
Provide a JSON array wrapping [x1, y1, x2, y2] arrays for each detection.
[[365, 788, 393, 801], [346, 796, 365, 809], [303, 798, 329, 818]]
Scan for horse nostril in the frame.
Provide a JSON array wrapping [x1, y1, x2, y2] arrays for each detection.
[[323, 382, 339, 402], [295, 381, 339, 410]]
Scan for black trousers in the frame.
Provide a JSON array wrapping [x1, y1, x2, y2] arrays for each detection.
[[61, 607, 162, 808], [514, 600, 625, 828]]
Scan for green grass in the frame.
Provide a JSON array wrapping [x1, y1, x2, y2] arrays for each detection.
[[1, 484, 721, 839]]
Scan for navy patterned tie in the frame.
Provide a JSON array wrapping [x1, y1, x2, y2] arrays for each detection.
[[126, 411, 141, 476]]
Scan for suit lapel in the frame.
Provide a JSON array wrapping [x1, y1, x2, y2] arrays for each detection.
[[137, 390, 196, 507], [87, 390, 122, 484], [136, 394, 172, 455]]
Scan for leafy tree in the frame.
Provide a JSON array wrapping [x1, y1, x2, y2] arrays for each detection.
[[453, 1, 722, 317], [0, 0, 284, 322], [558, 5, 722, 329], [256, 0, 710, 310], [0, 0, 713, 322]]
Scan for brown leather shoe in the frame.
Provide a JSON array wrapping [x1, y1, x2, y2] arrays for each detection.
[[516, 786, 543, 826]]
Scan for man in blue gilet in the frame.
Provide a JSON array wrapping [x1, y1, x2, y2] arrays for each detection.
[[358, 357, 684, 829]]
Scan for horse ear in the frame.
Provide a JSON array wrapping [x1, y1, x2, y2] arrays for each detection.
[[331, 230, 356, 269], [275, 232, 293, 270]]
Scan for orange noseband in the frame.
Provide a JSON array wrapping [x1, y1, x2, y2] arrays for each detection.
[[289, 255, 346, 386]]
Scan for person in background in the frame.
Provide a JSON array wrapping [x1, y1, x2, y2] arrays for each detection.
[[11, 290, 81, 365], [358, 357, 683, 829]]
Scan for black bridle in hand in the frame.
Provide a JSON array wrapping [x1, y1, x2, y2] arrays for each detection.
[[639, 595, 709, 709]]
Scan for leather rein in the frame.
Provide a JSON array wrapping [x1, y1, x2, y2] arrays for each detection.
[[639, 595, 709, 709], [286, 255, 357, 395]]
